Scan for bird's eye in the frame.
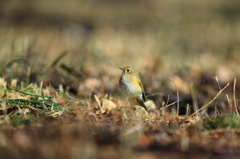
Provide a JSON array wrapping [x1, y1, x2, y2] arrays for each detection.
[[126, 69, 130, 72]]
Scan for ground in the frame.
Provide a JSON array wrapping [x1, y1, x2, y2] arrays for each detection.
[[0, 1, 240, 159]]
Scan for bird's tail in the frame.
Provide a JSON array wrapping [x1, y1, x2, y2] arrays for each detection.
[[136, 98, 147, 111]]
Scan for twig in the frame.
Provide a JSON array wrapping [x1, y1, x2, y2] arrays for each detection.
[[164, 100, 181, 109], [214, 76, 221, 90], [186, 104, 190, 116], [233, 78, 239, 115], [190, 84, 199, 116], [190, 82, 230, 117], [226, 94, 233, 113], [170, 77, 180, 116]]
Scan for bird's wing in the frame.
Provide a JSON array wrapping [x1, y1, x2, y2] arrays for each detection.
[[136, 73, 146, 101]]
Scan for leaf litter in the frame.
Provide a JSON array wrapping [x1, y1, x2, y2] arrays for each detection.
[[0, 70, 239, 159]]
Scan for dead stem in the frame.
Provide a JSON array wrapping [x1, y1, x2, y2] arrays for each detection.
[[170, 77, 180, 116], [190, 83, 230, 117], [233, 78, 239, 115]]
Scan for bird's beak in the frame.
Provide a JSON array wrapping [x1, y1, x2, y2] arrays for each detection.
[[119, 67, 123, 71]]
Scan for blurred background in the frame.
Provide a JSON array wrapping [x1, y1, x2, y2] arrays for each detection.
[[1, 1, 240, 158], [0, 0, 240, 100]]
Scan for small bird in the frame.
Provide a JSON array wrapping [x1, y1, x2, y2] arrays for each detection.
[[119, 66, 147, 110]]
